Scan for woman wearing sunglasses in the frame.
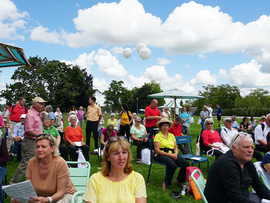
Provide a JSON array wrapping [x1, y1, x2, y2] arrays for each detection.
[[83, 137, 147, 203], [107, 113, 117, 128], [13, 133, 76, 203], [202, 118, 228, 159]]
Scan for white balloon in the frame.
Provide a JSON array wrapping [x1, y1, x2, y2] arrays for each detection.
[[136, 42, 147, 53], [123, 48, 132, 58], [139, 47, 151, 60]]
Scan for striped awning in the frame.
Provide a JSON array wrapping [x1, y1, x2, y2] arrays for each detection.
[[0, 42, 31, 68]]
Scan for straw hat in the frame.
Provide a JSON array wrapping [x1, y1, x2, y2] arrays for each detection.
[[156, 118, 173, 129]]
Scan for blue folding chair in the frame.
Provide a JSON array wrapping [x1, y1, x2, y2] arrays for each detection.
[[147, 139, 168, 189], [175, 135, 209, 173]]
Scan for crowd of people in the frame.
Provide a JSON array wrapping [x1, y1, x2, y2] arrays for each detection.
[[1, 97, 270, 203]]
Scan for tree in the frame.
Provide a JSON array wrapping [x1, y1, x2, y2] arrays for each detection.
[[198, 84, 241, 109], [0, 56, 95, 111], [103, 80, 130, 111]]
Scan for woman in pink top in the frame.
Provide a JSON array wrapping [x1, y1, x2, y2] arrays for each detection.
[[77, 106, 85, 129], [100, 124, 117, 148], [202, 118, 227, 159]]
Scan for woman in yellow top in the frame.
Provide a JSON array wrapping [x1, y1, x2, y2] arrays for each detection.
[[107, 113, 117, 128], [119, 104, 133, 141], [154, 118, 190, 190], [82, 137, 147, 203]]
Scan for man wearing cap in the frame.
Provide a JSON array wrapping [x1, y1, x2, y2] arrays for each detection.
[[200, 105, 209, 131], [9, 114, 26, 162], [205, 133, 270, 202], [231, 115, 239, 130], [5, 97, 28, 152], [220, 118, 238, 146], [145, 99, 162, 135], [10, 97, 46, 184], [254, 114, 270, 154]]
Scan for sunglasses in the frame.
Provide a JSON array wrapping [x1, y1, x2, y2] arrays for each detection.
[[108, 136, 127, 143], [36, 133, 54, 145], [206, 123, 213, 125], [231, 133, 247, 144], [136, 121, 141, 123]]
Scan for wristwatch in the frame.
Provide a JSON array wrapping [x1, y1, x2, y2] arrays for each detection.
[[47, 197, 52, 203]]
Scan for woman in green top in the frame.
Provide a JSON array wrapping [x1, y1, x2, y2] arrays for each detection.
[[43, 116, 69, 161], [130, 116, 149, 164]]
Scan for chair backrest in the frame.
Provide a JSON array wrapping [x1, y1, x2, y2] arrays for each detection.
[[67, 161, 91, 192], [190, 169, 208, 203], [175, 135, 193, 154], [254, 161, 270, 189]]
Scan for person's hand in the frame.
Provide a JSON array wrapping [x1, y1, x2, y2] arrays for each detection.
[[6, 124, 9, 129], [143, 138, 148, 142], [13, 136, 22, 141], [170, 153, 177, 160], [71, 142, 76, 146], [157, 116, 162, 119], [11, 199, 20, 203], [213, 145, 221, 150], [29, 196, 50, 203], [81, 141, 86, 146]]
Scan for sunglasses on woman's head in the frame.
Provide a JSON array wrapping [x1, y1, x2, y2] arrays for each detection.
[[108, 136, 127, 143], [36, 133, 55, 145]]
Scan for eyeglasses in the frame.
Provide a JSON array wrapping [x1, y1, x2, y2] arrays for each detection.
[[206, 123, 213, 125], [136, 121, 141, 123], [111, 116, 115, 117], [108, 136, 127, 143]]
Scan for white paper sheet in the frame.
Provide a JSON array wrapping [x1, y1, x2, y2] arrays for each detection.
[[3, 180, 37, 203], [74, 141, 82, 146]]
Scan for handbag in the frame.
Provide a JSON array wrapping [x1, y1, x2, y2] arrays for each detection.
[[141, 148, 151, 165], [206, 142, 229, 156], [197, 117, 202, 124], [77, 148, 87, 168], [189, 116, 194, 124]]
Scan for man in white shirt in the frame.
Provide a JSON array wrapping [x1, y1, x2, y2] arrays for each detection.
[[254, 114, 270, 154], [221, 118, 238, 146]]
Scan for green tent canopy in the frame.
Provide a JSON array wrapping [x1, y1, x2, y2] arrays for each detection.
[[0, 42, 31, 68]]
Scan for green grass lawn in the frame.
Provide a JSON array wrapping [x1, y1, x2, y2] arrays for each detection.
[[4, 116, 250, 203]]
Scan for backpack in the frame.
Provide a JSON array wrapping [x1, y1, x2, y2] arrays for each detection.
[[54, 115, 62, 127], [186, 166, 203, 194], [12, 104, 27, 114]]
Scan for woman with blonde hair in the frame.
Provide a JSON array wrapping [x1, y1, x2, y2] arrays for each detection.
[[83, 137, 147, 203], [13, 133, 76, 202]]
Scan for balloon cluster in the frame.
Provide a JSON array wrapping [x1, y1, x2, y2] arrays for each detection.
[[123, 42, 151, 60]]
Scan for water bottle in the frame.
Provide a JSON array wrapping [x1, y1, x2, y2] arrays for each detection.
[[181, 184, 186, 196]]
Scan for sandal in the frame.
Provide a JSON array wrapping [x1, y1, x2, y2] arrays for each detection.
[[170, 191, 183, 199], [136, 159, 141, 164]]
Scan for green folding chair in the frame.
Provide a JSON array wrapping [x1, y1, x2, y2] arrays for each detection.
[[67, 161, 91, 203], [190, 169, 208, 203]]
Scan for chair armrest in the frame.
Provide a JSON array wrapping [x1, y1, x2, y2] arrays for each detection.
[[71, 191, 85, 203]]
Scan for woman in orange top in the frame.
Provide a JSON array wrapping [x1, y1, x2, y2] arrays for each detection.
[[13, 133, 76, 203], [65, 115, 89, 161]]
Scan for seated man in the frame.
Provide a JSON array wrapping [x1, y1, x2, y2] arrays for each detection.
[[254, 114, 270, 154], [168, 116, 189, 154], [9, 114, 26, 162], [221, 117, 262, 161], [231, 115, 239, 130], [204, 132, 270, 203]]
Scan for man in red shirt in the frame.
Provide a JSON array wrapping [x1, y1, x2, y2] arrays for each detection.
[[6, 97, 28, 152], [144, 99, 162, 136], [168, 116, 190, 154]]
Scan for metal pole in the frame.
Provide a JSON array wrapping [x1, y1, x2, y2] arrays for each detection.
[[136, 97, 138, 114]]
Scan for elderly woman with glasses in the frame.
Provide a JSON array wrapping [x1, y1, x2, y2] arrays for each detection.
[[82, 137, 147, 203], [154, 118, 190, 191], [65, 115, 89, 161], [108, 113, 117, 128], [202, 118, 228, 159], [42, 116, 69, 161], [12, 133, 76, 203], [131, 116, 149, 164]]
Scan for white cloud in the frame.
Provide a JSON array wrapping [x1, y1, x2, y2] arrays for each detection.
[[219, 69, 227, 78], [189, 70, 217, 85], [30, 26, 63, 44], [229, 59, 270, 87], [0, 0, 28, 40], [61, 51, 96, 72], [93, 48, 128, 77], [93, 78, 109, 105], [110, 46, 124, 56], [157, 57, 171, 66], [184, 64, 190, 68], [198, 53, 206, 59]]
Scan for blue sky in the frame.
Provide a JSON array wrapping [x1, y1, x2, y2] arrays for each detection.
[[1, 0, 270, 105]]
